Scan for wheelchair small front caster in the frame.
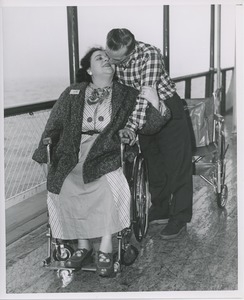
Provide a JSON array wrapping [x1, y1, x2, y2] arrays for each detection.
[[57, 269, 74, 288], [42, 257, 51, 267], [53, 244, 74, 261], [216, 184, 228, 208], [113, 244, 139, 269], [122, 245, 139, 266]]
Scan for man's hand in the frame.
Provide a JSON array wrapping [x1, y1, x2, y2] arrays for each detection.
[[119, 128, 136, 146], [141, 85, 159, 110]]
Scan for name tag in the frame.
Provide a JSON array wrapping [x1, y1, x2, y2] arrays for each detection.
[[70, 89, 80, 95]]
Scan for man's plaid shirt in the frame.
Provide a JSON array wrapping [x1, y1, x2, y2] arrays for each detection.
[[115, 41, 176, 131]]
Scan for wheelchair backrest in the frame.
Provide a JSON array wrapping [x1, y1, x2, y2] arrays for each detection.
[[183, 97, 214, 149]]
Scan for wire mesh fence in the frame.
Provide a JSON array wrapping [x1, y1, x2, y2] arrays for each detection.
[[4, 110, 51, 207]]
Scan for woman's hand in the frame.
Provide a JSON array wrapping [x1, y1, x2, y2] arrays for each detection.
[[141, 86, 159, 110], [119, 128, 136, 146]]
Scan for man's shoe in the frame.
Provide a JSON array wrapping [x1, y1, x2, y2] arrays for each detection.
[[148, 206, 169, 225], [65, 248, 93, 269], [160, 220, 186, 240]]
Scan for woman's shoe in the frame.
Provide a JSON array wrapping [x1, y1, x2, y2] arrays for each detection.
[[65, 248, 92, 269], [96, 251, 114, 277]]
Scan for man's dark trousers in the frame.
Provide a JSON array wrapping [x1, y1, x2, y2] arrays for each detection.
[[139, 93, 193, 223]]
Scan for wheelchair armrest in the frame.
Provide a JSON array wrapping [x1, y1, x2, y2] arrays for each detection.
[[42, 137, 52, 165], [214, 113, 224, 123], [43, 137, 52, 146], [120, 137, 131, 144]]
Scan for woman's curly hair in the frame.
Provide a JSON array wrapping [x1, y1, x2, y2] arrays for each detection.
[[76, 47, 104, 83]]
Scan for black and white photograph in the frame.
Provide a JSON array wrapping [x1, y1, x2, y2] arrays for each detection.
[[0, 0, 243, 299]]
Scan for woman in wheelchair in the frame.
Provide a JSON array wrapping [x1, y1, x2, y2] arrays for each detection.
[[32, 47, 171, 277]]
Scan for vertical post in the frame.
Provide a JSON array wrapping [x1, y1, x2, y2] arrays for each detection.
[[208, 4, 215, 97], [221, 70, 226, 114], [184, 79, 191, 99], [216, 4, 222, 114], [67, 7, 79, 84], [216, 5, 221, 91], [163, 5, 170, 73]]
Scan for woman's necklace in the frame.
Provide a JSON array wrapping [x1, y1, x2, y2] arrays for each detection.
[[87, 86, 112, 105]]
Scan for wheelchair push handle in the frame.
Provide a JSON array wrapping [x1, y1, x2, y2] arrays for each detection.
[[43, 137, 52, 168]]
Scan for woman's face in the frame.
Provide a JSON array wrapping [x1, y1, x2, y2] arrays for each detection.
[[88, 50, 115, 78]]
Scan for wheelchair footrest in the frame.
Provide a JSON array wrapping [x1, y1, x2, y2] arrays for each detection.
[[193, 162, 215, 176], [81, 263, 97, 272], [44, 260, 76, 271], [192, 143, 217, 156]]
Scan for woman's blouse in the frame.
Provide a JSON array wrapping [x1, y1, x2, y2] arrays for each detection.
[[82, 84, 112, 133]]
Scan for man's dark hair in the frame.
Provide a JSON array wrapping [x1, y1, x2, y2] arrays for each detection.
[[106, 28, 135, 55], [76, 47, 103, 83]]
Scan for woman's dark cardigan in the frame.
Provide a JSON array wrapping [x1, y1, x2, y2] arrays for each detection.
[[32, 81, 169, 194]]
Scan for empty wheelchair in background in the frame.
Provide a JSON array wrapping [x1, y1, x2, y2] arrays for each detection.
[[184, 88, 229, 209], [41, 136, 150, 287]]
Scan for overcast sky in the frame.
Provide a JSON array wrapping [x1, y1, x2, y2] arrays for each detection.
[[2, 3, 236, 81]]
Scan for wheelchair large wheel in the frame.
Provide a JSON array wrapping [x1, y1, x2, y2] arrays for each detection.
[[53, 244, 74, 261], [132, 154, 150, 242]]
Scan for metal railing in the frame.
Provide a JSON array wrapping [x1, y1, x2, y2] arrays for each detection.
[[174, 67, 234, 114], [4, 109, 51, 208], [4, 67, 234, 208]]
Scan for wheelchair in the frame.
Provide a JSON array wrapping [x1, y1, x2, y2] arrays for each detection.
[[184, 88, 229, 209], [41, 136, 150, 287]]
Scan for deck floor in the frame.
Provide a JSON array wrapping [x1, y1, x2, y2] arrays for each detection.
[[4, 112, 240, 298]]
